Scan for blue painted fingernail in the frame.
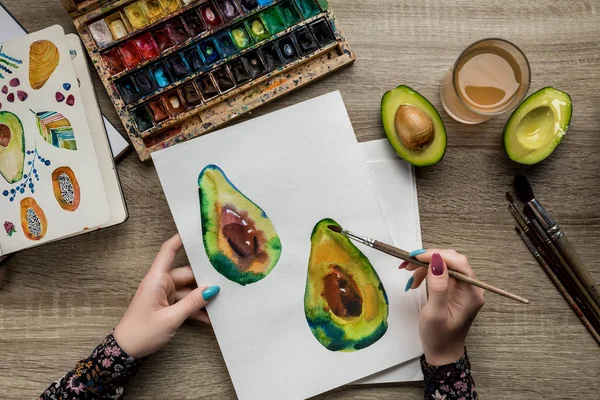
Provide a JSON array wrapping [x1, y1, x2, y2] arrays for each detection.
[[404, 276, 414, 292], [409, 249, 427, 257], [202, 286, 220, 301]]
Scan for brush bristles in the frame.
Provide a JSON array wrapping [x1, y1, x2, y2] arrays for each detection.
[[514, 174, 535, 203], [327, 225, 343, 233]]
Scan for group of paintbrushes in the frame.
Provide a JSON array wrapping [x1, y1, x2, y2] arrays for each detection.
[[509, 174, 600, 345]]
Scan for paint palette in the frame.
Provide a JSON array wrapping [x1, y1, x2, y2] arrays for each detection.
[[61, 0, 354, 160]]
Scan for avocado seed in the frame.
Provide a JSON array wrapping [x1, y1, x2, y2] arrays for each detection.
[[394, 105, 434, 151]]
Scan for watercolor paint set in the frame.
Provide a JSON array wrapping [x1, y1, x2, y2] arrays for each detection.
[[61, 0, 355, 160]]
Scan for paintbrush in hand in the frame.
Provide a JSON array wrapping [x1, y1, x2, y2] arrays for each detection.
[[327, 225, 529, 304], [514, 174, 600, 308]]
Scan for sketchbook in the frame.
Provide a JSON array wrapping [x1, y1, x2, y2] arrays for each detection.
[[0, 27, 127, 256]]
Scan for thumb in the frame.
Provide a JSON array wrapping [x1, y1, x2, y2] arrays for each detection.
[[168, 286, 220, 327], [425, 253, 449, 321]]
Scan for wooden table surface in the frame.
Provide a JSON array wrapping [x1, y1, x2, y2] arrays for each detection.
[[1, 0, 599, 398]]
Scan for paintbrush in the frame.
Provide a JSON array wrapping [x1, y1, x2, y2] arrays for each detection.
[[326, 225, 530, 304], [515, 226, 600, 345], [514, 174, 600, 309]]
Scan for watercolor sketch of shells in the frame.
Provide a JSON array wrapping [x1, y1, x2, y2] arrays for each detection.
[[29, 40, 60, 90]]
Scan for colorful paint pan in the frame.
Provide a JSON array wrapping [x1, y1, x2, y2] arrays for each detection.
[[149, 61, 173, 88], [165, 53, 192, 80], [240, 50, 266, 78], [196, 75, 219, 100], [103, 48, 126, 75], [139, 0, 165, 22], [131, 105, 154, 132], [183, 46, 206, 72], [216, 0, 240, 21], [89, 20, 114, 47], [134, 32, 160, 60], [309, 19, 334, 46], [153, 25, 175, 52], [294, 0, 320, 19], [200, 2, 223, 29], [162, 90, 187, 116], [165, 19, 190, 45], [132, 69, 158, 95], [159, 0, 182, 13], [277, 1, 302, 27], [182, 10, 207, 37], [244, 17, 270, 42], [258, 42, 283, 71], [212, 66, 236, 92], [124, 2, 150, 29], [181, 83, 203, 106], [118, 41, 143, 69], [199, 39, 222, 65], [260, 7, 286, 34], [214, 31, 238, 58], [293, 26, 318, 54], [276, 35, 300, 62], [116, 77, 141, 104], [229, 25, 253, 50], [148, 98, 170, 122], [106, 12, 130, 39], [239, 0, 259, 12], [228, 59, 251, 84]]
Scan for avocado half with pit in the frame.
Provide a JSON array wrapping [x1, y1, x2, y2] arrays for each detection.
[[504, 87, 572, 165], [381, 86, 447, 167]]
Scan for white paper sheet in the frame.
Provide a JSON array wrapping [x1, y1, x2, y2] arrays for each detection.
[[153, 92, 423, 400], [0, 26, 109, 254], [0, 4, 130, 159]]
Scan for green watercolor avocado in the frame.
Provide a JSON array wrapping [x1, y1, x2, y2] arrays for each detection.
[[381, 85, 447, 167], [198, 165, 282, 286], [304, 218, 389, 352], [0, 111, 25, 184], [503, 87, 572, 165]]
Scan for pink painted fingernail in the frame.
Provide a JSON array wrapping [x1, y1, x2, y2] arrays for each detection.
[[399, 261, 409, 269], [431, 253, 444, 276]]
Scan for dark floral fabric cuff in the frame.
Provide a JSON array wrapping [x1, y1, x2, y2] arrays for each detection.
[[420, 348, 478, 399]]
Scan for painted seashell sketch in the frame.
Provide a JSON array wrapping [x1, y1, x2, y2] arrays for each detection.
[[29, 40, 60, 90]]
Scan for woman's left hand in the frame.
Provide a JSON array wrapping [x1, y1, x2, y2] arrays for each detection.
[[113, 234, 220, 359]]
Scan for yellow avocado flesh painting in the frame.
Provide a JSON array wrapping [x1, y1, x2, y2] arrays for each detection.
[[304, 219, 389, 352], [198, 165, 282, 286]]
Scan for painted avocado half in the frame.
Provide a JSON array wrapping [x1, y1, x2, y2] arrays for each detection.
[[304, 219, 389, 352], [0, 111, 25, 184], [198, 165, 282, 286], [503, 87, 572, 165], [381, 85, 447, 167]]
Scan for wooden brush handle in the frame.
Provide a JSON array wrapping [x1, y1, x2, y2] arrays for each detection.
[[554, 235, 600, 309], [373, 241, 529, 304]]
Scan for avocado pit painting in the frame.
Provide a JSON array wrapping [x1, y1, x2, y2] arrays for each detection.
[[152, 92, 423, 400]]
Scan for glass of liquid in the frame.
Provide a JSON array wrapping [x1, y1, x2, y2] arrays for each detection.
[[440, 38, 531, 124]]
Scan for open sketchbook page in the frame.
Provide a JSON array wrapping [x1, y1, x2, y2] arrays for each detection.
[[153, 92, 423, 400], [0, 26, 109, 254], [0, 4, 130, 159]]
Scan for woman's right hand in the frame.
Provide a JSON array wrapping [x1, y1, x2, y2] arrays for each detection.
[[401, 249, 485, 366]]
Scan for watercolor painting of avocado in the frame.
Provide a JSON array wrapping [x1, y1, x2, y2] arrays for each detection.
[[198, 164, 282, 286], [304, 218, 389, 352]]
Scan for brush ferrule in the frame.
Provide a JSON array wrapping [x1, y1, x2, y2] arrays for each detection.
[[342, 230, 375, 248], [529, 199, 558, 232], [520, 232, 540, 257], [548, 225, 564, 241]]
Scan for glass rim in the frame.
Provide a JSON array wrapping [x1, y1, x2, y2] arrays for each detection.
[[451, 37, 531, 117]]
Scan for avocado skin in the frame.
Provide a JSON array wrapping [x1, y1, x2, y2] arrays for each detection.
[[0, 111, 25, 184], [198, 165, 282, 286], [381, 85, 447, 167], [503, 87, 572, 165], [304, 218, 389, 352]]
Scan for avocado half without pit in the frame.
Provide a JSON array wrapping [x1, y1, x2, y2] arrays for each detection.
[[503, 87, 572, 165], [381, 85, 447, 167]]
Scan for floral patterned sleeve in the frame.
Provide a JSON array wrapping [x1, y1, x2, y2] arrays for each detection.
[[420, 348, 478, 400], [40, 333, 141, 400]]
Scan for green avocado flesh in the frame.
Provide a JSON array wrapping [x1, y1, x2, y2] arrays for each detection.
[[198, 165, 282, 286], [381, 85, 447, 167], [304, 219, 389, 352], [0, 111, 25, 184], [504, 87, 572, 165]]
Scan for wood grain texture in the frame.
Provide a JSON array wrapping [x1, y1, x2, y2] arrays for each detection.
[[1, 0, 599, 398]]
